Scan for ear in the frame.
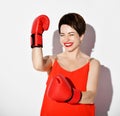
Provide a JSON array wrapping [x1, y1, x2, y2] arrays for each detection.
[[79, 34, 84, 42]]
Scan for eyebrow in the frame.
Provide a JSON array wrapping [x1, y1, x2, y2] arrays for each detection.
[[60, 32, 75, 34], [68, 32, 75, 34]]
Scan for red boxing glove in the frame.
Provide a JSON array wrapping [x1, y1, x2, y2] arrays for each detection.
[[30, 15, 50, 48], [47, 74, 82, 104]]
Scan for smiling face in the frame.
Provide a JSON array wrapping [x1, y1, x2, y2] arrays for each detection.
[[60, 24, 83, 52]]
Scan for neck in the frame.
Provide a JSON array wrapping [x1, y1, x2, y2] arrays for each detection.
[[64, 48, 82, 60]]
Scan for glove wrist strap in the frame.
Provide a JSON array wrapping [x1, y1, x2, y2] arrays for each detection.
[[66, 89, 82, 104], [31, 34, 43, 48]]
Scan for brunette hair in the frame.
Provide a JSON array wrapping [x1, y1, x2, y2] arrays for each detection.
[[58, 13, 86, 36]]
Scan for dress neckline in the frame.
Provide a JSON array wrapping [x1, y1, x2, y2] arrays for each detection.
[[54, 59, 90, 73]]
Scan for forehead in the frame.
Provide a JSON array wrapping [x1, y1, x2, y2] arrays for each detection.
[[60, 24, 76, 33]]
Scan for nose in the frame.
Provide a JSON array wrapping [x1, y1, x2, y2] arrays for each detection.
[[63, 35, 70, 42]]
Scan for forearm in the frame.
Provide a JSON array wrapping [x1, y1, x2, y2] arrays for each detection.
[[32, 47, 44, 71], [47, 75, 96, 105], [79, 91, 96, 104]]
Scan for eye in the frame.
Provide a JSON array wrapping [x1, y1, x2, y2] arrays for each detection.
[[68, 32, 75, 36], [60, 33, 65, 37], [69, 33, 75, 37], [70, 34, 74, 36]]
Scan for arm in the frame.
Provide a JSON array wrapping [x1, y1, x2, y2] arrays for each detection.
[[80, 59, 100, 104], [32, 48, 52, 72], [30, 15, 52, 72]]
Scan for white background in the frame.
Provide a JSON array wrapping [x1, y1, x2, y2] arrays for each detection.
[[0, 0, 120, 116]]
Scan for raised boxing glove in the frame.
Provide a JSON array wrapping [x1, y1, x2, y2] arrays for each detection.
[[47, 74, 82, 104], [30, 15, 50, 48]]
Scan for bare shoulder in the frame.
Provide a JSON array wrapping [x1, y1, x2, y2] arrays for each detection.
[[88, 58, 100, 79], [45, 55, 58, 65], [90, 58, 100, 68]]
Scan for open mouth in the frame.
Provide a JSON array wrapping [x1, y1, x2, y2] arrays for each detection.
[[64, 42, 73, 47]]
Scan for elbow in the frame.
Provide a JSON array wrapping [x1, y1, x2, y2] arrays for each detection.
[[87, 92, 96, 104], [88, 96, 95, 104], [33, 65, 41, 71], [32, 63, 44, 71], [80, 91, 96, 104]]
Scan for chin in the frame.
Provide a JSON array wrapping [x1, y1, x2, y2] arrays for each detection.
[[65, 48, 74, 52], [65, 46, 79, 52]]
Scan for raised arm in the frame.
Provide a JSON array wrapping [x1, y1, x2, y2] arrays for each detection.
[[30, 15, 52, 72]]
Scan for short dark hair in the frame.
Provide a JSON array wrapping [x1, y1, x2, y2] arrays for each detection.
[[58, 13, 86, 36]]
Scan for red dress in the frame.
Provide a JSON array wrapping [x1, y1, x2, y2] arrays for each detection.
[[40, 59, 95, 116]]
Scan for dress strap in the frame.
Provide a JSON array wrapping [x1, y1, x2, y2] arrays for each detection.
[[89, 58, 94, 62]]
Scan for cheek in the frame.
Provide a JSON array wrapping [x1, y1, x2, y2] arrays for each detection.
[[73, 38, 81, 46], [59, 38, 63, 46], [77, 39, 81, 45]]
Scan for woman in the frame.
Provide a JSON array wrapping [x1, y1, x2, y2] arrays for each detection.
[[31, 13, 100, 116]]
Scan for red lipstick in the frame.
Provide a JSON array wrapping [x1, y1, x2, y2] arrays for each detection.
[[64, 42, 73, 47]]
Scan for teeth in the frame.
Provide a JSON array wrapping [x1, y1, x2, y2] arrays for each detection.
[[64, 42, 73, 47], [66, 44, 71, 45]]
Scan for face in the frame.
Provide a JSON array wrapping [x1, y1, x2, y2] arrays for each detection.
[[59, 24, 83, 52]]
